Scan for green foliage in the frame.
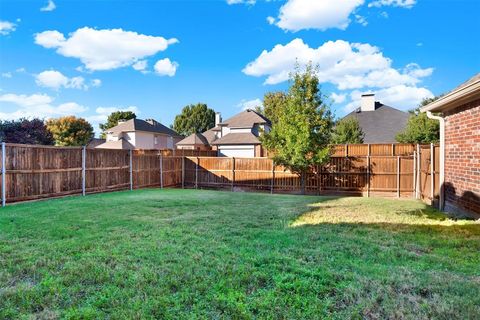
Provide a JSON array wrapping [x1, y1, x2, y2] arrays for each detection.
[[396, 97, 441, 143], [99, 111, 136, 138], [1, 189, 478, 318], [46, 116, 94, 146], [331, 117, 364, 144], [173, 103, 215, 136], [0, 118, 54, 145], [256, 91, 287, 125], [262, 64, 333, 192]]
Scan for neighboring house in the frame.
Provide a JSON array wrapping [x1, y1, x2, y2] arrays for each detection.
[[177, 110, 271, 157], [421, 73, 480, 217], [96, 118, 183, 150], [343, 94, 409, 143]]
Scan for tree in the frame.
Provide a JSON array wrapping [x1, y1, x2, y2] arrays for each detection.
[[99, 111, 136, 138], [46, 116, 94, 146], [256, 92, 287, 125], [396, 97, 440, 144], [262, 64, 333, 194], [173, 103, 215, 136], [331, 117, 364, 144], [0, 118, 54, 145]]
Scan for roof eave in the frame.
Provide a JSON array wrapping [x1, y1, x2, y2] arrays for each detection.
[[420, 80, 480, 113]]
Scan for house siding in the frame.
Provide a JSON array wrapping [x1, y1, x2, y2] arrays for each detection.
[[443, 98, 480, 216]]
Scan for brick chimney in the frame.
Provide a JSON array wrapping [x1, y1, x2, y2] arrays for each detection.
[[360, 93, 376, 112]]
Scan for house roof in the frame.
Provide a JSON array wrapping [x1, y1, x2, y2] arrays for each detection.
[[343, 103, 409, 143], [421, 73, 480, 113], [95, 138, 135, 150], [86, 138, 106, 149], [107, 118, 182, 137], [202, 128, 218, 144], [219, 109, 271, 128], [176, 132, 210, 146], [211, 132, 260, 145]]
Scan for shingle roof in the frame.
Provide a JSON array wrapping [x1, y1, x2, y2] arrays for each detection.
[[211, 132, 260, 145], [343, 103, 409, 143], [108, 119, 182, 137], [219, 109, 271, 128], [95, 138, 135, 150], [176, 133, 209, 146]]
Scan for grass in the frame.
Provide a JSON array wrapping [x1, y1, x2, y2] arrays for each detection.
[[1, 189, 479, 319]]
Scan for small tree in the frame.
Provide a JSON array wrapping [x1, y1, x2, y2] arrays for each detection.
[[46, 116, 94, 146], [331, 117, 364, 144], [0, 118, 54, 145], [262, 64, 333, 194], [396, 97, 440, 144], [173, 103, 215, 136], [99, 111, 136, 138], [256, 91, 287, 125]]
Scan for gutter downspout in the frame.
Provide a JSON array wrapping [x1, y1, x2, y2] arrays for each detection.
[[426, 111, 445, 210]]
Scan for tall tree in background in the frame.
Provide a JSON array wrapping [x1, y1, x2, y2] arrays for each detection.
[[173, 103, 215, 136], [46, 116, 94, 146], [331, 117, 364, 144], [256, 92, 287, 125], [0, 118, 54, 145], [99, 111, 136, 138], [396, 97, 440, 143], [262, 64, 333, 194]]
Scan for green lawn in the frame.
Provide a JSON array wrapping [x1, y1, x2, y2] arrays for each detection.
[[1, 189, 479, 319]]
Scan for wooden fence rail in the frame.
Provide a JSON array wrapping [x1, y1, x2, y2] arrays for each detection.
[[0, 143, 439, 206]]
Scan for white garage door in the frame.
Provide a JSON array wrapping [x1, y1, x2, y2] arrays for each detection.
[[219, 146, 255, 158]]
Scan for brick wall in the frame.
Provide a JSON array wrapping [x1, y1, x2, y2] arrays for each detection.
[[443, 98, 480, 216]]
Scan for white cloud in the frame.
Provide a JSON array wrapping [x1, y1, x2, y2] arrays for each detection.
[[132, 60, 148, 72], [0, 20, 16, 36], [266, 16, 276, 25], [40, 0, 56, 12], [275, 0, 364, 32], [154, 58, 178, 77], [35, 27, 178, 71], [331, 93, 347, 104], [2, 72, 12, 78], [237, 98, 262, 111], [91, 79, 102, 87], [0, 93, 86, 119], [243, 39, 433, 90], [226, 0, 256, 4], [368, 0, 416, 8], [35, 70, 100, 90], [355, 14, 368, 26]]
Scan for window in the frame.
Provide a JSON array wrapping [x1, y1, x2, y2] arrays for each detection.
[[154, 136, 158, 145]]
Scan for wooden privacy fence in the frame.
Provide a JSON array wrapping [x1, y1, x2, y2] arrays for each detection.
[[0, 143, 440, 206]]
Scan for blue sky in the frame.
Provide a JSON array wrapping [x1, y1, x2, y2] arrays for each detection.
[[0, 0, 479, 135]]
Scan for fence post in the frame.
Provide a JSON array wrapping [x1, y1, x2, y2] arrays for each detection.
[[231, 157, 235, 192], [367, 156, 370, 198], [195, 157, 199, 189], [416, 144, 421, 199], [345, 144, 348, 157], [160, 154, 163, 189], [82, 146, 86, 196], [397, 156, 400, 198], [1, 142, 5, 207], [392, 143, 395, 156], [182, 156, 185, 189], [129, 149, 133, 191], [413, 150, 416, 199], [271, 159, 274, 194], [430, 143, 434, 200]]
